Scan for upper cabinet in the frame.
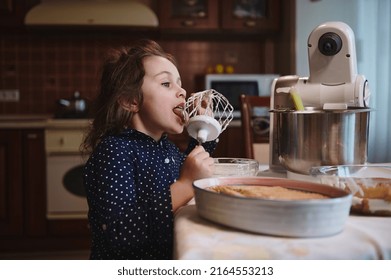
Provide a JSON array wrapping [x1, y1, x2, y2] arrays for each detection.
[[158, 0, 219, 29], [158, 0, 280, 33], [0, 0, 38, 27], [221, 0, 280, 32]]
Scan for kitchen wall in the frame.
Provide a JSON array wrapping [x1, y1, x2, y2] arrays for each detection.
[[295, 0, 358, 76], [0, 1, 295, 116], [0, 32, 268, 115]]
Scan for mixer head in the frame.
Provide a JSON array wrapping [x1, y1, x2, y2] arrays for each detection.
[[308, 21, 358, 85], [184, 89, 233, 143], [271, 21, 370, 110]]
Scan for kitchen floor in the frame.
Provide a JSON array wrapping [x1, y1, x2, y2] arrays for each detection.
[[0, 250, 90, 260]]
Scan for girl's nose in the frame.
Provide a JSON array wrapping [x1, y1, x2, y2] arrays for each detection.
[[178, 86, 186, 98]]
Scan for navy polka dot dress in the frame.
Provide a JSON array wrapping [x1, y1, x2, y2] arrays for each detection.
[[83, 129, 216, 259]]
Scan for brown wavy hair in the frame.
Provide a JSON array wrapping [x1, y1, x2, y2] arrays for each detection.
[[81, 39, 176, 154]]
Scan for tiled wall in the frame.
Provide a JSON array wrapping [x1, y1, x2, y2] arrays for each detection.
[[0, 30, 269, 116]]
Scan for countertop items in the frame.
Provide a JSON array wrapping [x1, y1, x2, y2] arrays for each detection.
[[174, 204, 390, 260], [310, 164, 391, 216]]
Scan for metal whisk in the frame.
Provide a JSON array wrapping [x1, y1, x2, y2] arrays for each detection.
[[184, 89, 234, 143]]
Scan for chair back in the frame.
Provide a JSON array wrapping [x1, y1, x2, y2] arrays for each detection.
[[240, 94, 271, 163]]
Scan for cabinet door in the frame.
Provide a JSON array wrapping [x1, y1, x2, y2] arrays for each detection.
[[158, 0, 219, 29], [0, 130, 23, 236], [22, 129, 47, 236], [0, 0, 38, 27], [222, 0, 280, 32]]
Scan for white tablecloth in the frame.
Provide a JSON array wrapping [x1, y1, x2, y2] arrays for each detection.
[[174, 205, 391, 260]]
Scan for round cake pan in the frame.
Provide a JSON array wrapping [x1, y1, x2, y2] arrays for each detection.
[[193, 177, 352, 238]]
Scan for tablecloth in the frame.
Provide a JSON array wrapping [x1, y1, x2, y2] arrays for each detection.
[[174, 205, 391, 260]]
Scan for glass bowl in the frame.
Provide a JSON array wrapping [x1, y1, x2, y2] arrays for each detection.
[[309, 164, 391, 216], [213, 158, 259, 177]]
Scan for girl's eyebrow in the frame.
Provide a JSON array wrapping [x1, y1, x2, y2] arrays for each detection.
[[153, 70, 171, 77], [154, 71, 182, 84]]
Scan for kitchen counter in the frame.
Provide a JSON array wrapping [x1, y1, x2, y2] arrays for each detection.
[[0, 114, 51, 128], [0, 115, 91, 129], [46, 118, 91, 129]]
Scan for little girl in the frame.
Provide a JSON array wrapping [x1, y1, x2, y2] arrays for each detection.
[[82, 39, 217, 260]]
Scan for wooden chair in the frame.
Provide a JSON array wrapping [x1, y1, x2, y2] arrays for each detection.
[[239, 94, 271, 164]]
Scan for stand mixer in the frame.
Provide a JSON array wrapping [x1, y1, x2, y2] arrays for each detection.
[[184, 89, 234, 144], [269, 21, 372, 174]]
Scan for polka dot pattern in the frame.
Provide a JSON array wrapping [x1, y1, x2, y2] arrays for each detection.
[[83, 129, 216, 259]]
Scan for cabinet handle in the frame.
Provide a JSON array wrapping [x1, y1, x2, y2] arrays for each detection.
[[27, 133, 38, 139], [59, 137, 65, 145], [181, 20, 196, 27], [244, 20, 256, 27]]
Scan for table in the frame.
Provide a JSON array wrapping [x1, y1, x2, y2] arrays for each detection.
[[174, 205, 391, 260]]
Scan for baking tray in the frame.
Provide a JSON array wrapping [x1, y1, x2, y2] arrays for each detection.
[[193, 177, 352, 237]]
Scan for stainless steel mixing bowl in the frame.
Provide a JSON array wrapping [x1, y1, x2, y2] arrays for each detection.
[[273, 108, 371, 174]]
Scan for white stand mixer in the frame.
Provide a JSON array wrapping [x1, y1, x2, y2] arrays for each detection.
[[269, 21, 372, 173]]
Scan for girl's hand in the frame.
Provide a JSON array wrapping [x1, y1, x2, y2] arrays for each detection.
[[179, 145, 215, 183], [170, 145, 214, 212]]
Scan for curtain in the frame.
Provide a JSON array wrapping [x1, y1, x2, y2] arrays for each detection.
[[357, 0, 391, 162]]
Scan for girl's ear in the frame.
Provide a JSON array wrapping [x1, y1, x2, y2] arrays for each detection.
[[118, 97, 139, 112]]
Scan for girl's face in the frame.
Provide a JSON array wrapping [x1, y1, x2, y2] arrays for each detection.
[[132, 55, 187, 140]]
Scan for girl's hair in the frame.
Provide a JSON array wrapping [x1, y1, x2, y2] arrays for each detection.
[[81, 39, 176, 154]]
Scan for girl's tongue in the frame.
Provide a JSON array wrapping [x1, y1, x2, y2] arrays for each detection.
[[173, 106, 188, 124]]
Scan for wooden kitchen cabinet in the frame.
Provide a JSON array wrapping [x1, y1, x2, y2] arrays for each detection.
[[22, 129, 47, 237], [158, 0, 279, 33], [221, 0, 280, 32], [0, 126, 90, 253], [0, 130, 23, 236], [0, 0, 38, 28], [158, 0, 219, 29], [0, 129, 45, 237]]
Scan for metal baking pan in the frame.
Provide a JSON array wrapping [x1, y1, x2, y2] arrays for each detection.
[[193, 177, 352, 237]]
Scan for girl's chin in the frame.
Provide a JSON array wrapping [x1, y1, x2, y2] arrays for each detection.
[[174, 125, 185, 134], [165, 123, 185, 135]]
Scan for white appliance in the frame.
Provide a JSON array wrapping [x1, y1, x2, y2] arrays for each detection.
[[45, 120, 89, 219], [205, 74, 279, 118], [269, 21, 371, 173]]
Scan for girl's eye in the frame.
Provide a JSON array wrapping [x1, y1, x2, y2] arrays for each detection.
[[162, 82, 170, 87]]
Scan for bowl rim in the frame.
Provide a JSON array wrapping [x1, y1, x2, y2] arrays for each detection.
[[193, 176, 352, 205], [213, 157, 259, 163], [309, 164, 391, 176]]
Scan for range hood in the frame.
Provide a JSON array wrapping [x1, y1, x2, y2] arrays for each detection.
[[25, 0, 158, 27]]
